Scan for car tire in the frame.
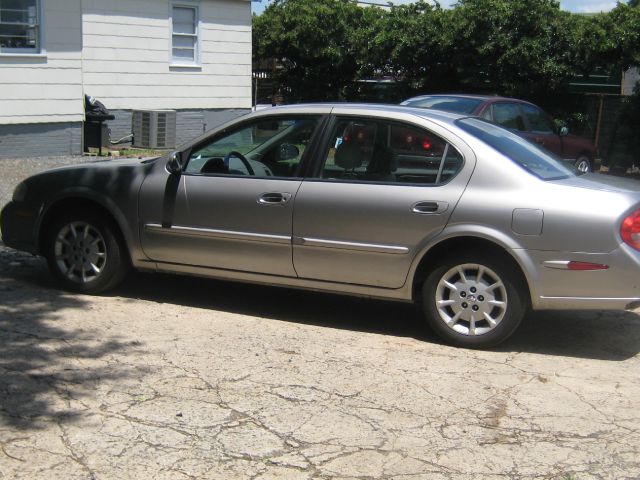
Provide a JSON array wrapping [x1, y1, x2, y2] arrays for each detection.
[[44, 209, 130, 294], [422, 253, 527, 348], [574, 155, 591, 173]]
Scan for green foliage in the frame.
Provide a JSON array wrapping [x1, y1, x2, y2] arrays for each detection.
[[253, 0, 640, 102], [446, 0, 574, 96], [253, 0, 368, 101]]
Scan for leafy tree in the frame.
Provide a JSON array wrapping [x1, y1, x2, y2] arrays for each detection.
[[253, 0, 640, 103], [253, 0, 369, 101], [609, 2, 640, 71], [371, 1, 454, 91], [445, 0, 574, 98]]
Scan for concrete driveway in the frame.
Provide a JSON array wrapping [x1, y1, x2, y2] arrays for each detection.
[[1, 243, 639, 480]]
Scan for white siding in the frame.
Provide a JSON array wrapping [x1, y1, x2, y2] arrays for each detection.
[[0, 1, 84, 125], [80, 0, 252, 111]]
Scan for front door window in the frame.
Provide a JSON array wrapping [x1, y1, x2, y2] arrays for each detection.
[[185, 116, 321, 178], [521, 104, 555, 134]]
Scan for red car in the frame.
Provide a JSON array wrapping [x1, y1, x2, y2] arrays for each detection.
[[401, 94, 599, 172]]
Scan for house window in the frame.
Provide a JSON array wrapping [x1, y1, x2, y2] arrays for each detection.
[[0, 0, 40, 53], [171, 4, 198, 65]]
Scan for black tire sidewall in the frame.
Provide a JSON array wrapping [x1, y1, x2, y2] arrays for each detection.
[[574, 155, 591, 172], [422, 253, 526, 349], [44, 210, 127, 294]]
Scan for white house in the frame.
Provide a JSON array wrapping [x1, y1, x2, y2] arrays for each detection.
[[0, 0, 253, 157]]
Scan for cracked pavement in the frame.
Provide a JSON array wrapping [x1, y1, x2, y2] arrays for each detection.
[[1, 244, 639, 479], [1, 156, 639, 479]]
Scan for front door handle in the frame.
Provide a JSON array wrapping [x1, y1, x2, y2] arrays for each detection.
[[258, 192, 292, 205], [412, 201, 449, 214]]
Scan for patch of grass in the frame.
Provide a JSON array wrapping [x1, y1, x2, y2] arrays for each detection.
[[116, 148, 167, 158]]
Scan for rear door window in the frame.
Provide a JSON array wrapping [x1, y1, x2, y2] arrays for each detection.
[[491, 103, 526, 131], [318, 117, 464, 185]]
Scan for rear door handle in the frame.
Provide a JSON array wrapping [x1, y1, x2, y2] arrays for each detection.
[[412, 201, 449, 214], [257, 192, 291, 205]]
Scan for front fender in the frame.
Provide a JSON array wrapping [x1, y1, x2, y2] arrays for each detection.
[[35, 187, 141, 261]]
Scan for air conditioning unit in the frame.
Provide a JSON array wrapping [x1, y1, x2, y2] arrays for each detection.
[[132, 110, 177, 149]]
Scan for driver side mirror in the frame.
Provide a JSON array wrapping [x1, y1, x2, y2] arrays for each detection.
[[278, 143, 300, 161], [166, 151, 184, 174]]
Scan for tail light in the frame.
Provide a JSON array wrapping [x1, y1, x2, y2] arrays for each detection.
[[621, 208, 640, 251]]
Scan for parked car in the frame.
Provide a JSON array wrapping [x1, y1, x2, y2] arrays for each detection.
[[401, 94, 598, 172], [3, 104, 640, 348]]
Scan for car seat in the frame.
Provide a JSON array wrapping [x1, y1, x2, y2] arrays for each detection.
[[200, 158, 229, 175]]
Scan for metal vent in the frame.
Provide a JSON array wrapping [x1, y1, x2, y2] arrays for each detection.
[[132, 110, 176, 149]]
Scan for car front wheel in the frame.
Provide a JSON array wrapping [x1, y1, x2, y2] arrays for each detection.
[[574, 155, 591, 173], [422, 254, 526, 348], [44, 209, 129, 293]]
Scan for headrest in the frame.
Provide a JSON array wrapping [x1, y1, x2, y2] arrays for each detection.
[[334, 141, 364, 170], [200, 158, 229, 174]]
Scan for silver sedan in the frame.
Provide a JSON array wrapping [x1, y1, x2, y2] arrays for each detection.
[[3, 104, 640, 348]]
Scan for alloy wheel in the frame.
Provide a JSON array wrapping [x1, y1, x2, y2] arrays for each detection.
[[435, 263, 508, 336], [54, 221, 107, 284]]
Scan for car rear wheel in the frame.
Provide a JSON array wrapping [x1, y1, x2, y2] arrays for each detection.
[[44, 209, 129, 293], [574, 155, 591, 173], [422, 253, 526, 348]]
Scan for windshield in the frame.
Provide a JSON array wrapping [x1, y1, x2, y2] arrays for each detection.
[[456, 117, 575, 181], [403, 96, 483, 114]]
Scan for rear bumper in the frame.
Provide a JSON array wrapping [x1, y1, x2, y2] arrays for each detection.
[[535, 296, 640, 310], [523, 245, 640, 310], [0, 201, 39, 254]]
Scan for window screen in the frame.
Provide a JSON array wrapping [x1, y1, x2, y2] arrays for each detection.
[[172, 5, 197, 64], [0, 0, 39, 53]]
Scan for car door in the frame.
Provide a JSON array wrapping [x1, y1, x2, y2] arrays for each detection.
[[139, 114, 324, 276], [292, 111, 474, 289]]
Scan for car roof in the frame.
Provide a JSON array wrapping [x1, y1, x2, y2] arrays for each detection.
[[402, 93, 540, 105], [255, 102, 468, 125], [184, 103, 470, 149], [406, 93, 497, 101]]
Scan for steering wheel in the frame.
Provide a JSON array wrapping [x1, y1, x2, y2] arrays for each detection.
[[224, 151, 255, 176]]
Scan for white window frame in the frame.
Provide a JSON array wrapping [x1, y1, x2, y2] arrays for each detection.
[[170, 2, 200, 68], [0, 0, 43, 55]]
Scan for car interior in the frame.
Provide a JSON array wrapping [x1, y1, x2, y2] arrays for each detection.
[[321, 119, 463, 185]]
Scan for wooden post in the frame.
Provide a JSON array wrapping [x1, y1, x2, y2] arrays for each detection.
[[594, 94, 604, 149]]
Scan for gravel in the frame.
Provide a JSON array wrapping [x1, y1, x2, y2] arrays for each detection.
[[0, 155, 108, 249], [0, 155, 103, 213]]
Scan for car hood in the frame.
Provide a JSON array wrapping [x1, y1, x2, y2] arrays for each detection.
[[41, 156, 160, 173], [18, 156, 161, 207], [551, 173, 640, 193]]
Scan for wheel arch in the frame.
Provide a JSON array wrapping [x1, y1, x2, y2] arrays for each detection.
[[37, 191, 133, 261], [409, 232, 535, 307]]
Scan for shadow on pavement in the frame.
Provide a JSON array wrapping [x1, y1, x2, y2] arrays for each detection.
[[504, 309, 640, 361], [117, 271, 640, 361], [116, 271, 432, 341], [0, 249, 137, 429]]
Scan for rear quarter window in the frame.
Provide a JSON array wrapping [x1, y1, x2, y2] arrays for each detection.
[[456, 117, 575, 181]]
